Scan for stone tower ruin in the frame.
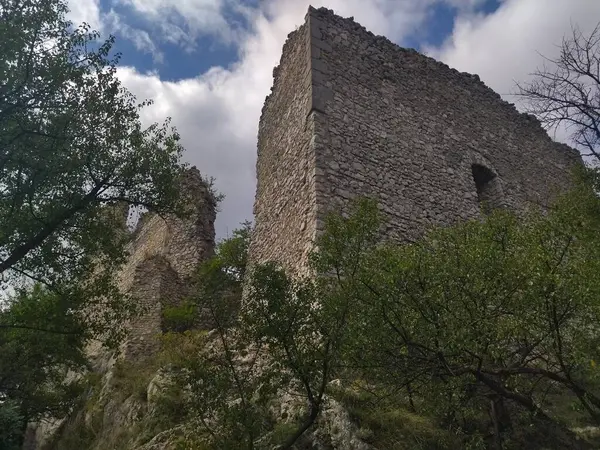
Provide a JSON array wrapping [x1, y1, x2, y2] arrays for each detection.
[[248, 6, 581, 273]]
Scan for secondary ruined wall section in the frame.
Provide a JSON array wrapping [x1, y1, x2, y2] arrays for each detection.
[[121, 257, 180, 359], [249, 6, 582, 273], [118, 167, 217, 360]]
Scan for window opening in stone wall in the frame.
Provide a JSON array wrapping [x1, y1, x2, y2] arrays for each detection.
[[471, 164, 502, 214]]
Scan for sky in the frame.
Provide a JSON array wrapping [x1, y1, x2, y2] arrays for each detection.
[[66, 0, 600, 239]]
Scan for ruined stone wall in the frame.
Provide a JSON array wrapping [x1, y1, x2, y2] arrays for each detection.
[[249, 6, 582, 272], [117, 167, 217, 360], [309, 7, 581, 242], [248, 18, 320, 274], [22, 169, 217, 450]]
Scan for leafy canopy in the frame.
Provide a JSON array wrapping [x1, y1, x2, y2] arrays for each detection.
[[337, 170, 600, 445], [0, 0, 185, 294], [0, 0, 188, 440]]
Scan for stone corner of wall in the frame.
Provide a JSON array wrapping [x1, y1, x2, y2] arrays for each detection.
[[560, 142, 585, 162], [303, 10, 334, 118], [180, 166, 219, 210]]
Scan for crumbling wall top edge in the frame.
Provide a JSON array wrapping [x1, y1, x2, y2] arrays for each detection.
[[259, 18, 310, 120], [304, 6, 581, 159]]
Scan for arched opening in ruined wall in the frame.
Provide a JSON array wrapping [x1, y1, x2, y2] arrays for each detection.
[[471, 164, 503, 214]]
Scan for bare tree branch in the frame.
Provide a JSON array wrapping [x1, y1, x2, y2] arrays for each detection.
[[517, 22, 600, 163]]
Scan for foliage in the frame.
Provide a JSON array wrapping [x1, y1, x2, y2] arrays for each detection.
[[0, 0, 187, 443], [177, 174, 598, 448], [217, 220, 252, 280], [112, 357, 162, 403], [0, 400, 24, 450], [160, 220, 270, 449], [331, 385, 464, 450], [153, 223, 268, 449], [44, 175, 600, 449], [337, 174, 600, 446], [48, 355, 194, 450], [160, 329, 276, 450], [241, 197, 381, 448], [185, 221, 253, 329], [165, 183, 600, 447], [0, 0, 186, 336], [0, 285, 87, 425], [155, 206, 381, 449], [162, 302, 197, 332]]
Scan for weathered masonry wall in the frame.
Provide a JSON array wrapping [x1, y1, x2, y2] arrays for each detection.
[[249, 18, 320, 273], [309, 7, 580, 243], [117, 167, 217, 360], [250, 6, 582, 271], [24, 169, 216, 450]]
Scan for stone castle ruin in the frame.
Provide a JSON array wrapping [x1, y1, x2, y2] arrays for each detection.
[[116, 6, 581, 359], [248, 6, 581, 274], [23, 8, 587, 449], [23, 168, 217, 449]]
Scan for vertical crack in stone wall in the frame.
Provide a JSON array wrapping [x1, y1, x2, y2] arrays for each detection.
[[249, 5, 582, 273]]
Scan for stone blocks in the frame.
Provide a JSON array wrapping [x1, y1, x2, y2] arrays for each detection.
[[249, 6, 581, 273]]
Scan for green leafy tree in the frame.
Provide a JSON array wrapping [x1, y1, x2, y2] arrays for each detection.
[[161, 175, 600, 448], [242, 199, 380, 448], [0, 0, 184, 295], [184, 178, 597, 448], [0, 286, 88, 441], [218, 220, 252, 280], [0, 0, 187, 444], [161, 212, 375, 449], [336, 174, 600, 447], [0, 400, 23, 450], [161, 222, 275, 450]]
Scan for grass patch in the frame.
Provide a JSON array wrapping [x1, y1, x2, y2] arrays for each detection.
[[111, 357, 161, 403], [331, 384, 465, 450], [162, 302, 197, 332]]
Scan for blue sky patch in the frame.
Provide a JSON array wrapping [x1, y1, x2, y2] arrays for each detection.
[[98, 0, 246, 79], [406, 0, 502, 49], [96, 0, 502, 81]]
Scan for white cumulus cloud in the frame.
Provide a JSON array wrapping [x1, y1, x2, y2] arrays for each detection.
[[429, 0, 600, 124], [105, 9, 165, 63], [113, 0, 245, 48], [115, 0, 451, 237], [67, 0, 102, 30]]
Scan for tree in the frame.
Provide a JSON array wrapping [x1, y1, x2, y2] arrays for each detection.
[[0, 400, 23, 450], [0, 286, 87, 440], [0, 0, 187, 443], [517, 23, 600, 163], [161, 178, 600, 448], [161, 209, 376, 449], [161, 222, 275, 450], [0, 0, 185, 293], [0, 0, 187, 352], [242, 198, 381, 448], [336, 176, 600, 448]]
